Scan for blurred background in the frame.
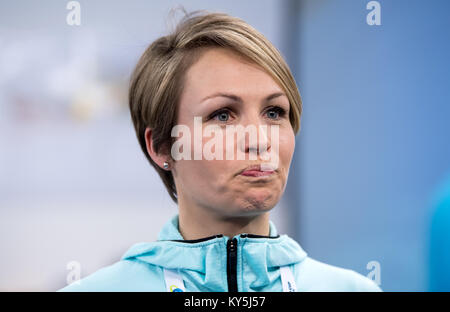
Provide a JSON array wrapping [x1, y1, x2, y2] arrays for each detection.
[[0, 0, 449, 291]]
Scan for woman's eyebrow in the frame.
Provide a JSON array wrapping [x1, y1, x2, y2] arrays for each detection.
[[200, 92, 286, 103]]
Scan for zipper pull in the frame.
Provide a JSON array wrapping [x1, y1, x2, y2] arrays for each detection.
[[228, 237, 237, 251]]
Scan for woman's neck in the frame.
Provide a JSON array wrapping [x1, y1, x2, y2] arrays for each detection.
[[178, 203, 271, 240]]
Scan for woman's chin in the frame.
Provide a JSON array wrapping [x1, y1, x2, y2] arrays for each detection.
[[233, 190, 279, 214]]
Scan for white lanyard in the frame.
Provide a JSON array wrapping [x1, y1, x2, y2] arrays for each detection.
[[163, 268, 186, 292], [279, 265, 297, 292], [163, 265, 297, 292]]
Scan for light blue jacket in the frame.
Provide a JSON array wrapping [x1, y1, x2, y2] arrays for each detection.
[[58, 214, 382, 292]]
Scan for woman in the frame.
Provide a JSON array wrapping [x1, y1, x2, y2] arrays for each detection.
[[59, 10, 381, 292]]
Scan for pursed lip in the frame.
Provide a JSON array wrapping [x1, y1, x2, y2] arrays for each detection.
[[238, 164, 276, 176]]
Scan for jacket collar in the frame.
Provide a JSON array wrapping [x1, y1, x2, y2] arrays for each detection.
[[121, 214, 307, 289]]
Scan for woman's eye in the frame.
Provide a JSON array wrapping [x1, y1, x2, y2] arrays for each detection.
[[209, 109, 231, 122], [266, 106, 286, 119], [217, 111, 230, 122]]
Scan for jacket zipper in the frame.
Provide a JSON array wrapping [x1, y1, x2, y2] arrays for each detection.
[[169, 233, 279, 292], [227, 237, 238, 292]]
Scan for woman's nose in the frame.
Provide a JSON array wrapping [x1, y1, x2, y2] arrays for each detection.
[[237, 114, 271, 158]]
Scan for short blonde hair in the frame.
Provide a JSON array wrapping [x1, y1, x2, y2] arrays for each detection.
[[128, 9, 302, 203]]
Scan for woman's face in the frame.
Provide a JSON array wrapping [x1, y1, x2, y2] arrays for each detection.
[[172, 47, 295, 218]]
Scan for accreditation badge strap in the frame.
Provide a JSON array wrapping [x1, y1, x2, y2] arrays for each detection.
[[280, 265, 297, 292], [163, 268, 186, 292]]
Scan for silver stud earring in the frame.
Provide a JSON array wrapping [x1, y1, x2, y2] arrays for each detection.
[[163, 162, 169, 170]]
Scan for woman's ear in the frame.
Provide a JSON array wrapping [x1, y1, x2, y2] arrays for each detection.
[[144, 127, 171, 170]]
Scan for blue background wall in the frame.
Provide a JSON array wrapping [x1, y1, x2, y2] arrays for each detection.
[[289, 0, 450, 291]]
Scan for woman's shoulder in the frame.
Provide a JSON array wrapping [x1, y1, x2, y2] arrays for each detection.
[[294, 257, 382, 292], [57, 259, 164, 292]]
